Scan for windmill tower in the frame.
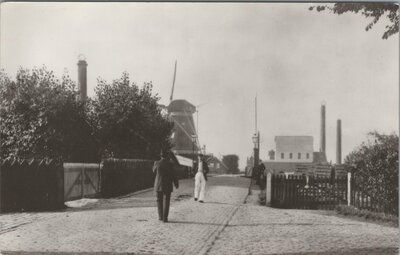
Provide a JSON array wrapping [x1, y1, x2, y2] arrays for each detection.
[[168, 61, 199, 157]]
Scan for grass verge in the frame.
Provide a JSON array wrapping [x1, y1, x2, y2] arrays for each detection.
[[335, 204, 398, 227]]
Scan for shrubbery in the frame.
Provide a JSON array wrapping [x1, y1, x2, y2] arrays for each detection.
[[335, 204, 398, 226], [345, 132, 398, 215]]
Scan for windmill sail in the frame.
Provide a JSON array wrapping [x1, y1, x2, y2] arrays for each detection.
[[170, 60, 177, 102]]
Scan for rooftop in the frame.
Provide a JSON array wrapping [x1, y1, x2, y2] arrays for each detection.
[[168, 99, 196, 113]]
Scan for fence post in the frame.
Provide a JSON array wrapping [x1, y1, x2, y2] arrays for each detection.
[[347, 172, 351, 206], [56, 161, 65, 209], [79, 166, 83, 199], [266, 172, 272, 206]]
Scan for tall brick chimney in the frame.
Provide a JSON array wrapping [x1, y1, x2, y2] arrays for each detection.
[[77, 55, 87, 101], [336, 119, 342, 164], [320, 102, 326, 153]]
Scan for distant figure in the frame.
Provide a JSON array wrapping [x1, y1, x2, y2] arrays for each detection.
[[258, 162, 266, 189], [193, 154, 209, 203], [153, 150, 179, 222]]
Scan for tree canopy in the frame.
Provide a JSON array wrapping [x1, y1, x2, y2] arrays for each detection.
[[309, 3, 399, 39], [90, 72, 173, 159], [0, 67, 97, 162], [0, 68, 173, 162]]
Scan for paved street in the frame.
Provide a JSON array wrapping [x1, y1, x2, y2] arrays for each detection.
[[0, 175, 398, 255]]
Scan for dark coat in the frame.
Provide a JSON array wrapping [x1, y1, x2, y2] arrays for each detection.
[[153, 158, 179, 193], [194, 160, 209, 181]]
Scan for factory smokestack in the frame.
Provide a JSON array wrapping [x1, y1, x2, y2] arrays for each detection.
[[320, 102, 326, 154], [77, 55, 87, 101], [336, 119, 342, 164]]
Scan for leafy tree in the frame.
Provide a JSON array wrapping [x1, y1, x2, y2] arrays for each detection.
[[90, 72, 173, 159], [222, 154, 239, 174], [309, 3, 399, 39], [0, 67, 98, 162], [345, 131, 398, 215]]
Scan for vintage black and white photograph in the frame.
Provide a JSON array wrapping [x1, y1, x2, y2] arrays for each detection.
[[0, 2, 399, 254]]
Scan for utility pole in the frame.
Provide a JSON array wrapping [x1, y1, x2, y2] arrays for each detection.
[[253, 95, 259, 168], [249, 95, 260, 195], [255, 95, 257, 134]]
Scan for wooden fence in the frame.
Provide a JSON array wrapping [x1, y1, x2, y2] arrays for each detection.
[[1, 156, 197, 213], [265, 169, 397, 216], [350, 172, 398, 215], [0, 158, 64, 213], [270, 174, 347, 210]]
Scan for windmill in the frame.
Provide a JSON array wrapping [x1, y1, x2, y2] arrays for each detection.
[[167, 60, 199, 158]]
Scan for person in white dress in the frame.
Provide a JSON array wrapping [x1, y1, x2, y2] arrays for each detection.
[[194, 154, 209, 203]]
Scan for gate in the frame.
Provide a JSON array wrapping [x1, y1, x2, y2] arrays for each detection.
[[64, 163, 101, 201], [271, 174, 347, 210]]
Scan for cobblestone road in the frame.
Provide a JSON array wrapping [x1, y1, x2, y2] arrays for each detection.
[[0, 175, 398, 255]]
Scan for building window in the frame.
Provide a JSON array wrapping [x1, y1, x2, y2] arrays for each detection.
[[289, 153, 293, 159], [216, 163, 220, 168], [281, 153, 284, 159], [306, 153, 310, 159], [298, 153, 301, 159]]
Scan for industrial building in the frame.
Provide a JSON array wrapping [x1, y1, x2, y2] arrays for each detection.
[[259, 103, 345, 176]]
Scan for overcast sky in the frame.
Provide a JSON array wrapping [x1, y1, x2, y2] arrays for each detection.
[[1, 3, 398, 168]]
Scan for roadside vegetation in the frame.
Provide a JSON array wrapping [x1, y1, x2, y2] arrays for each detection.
[[335, 204, 398, 227]]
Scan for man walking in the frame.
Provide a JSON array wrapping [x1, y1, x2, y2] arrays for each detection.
[[153, 150, 179, 222]]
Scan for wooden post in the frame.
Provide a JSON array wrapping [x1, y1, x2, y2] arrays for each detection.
[[56, 161, 65, 208], [266, 172, 272, 206], [98, 162, 102, 197], [347, 172, 351, 206], [81, 167, 84, 199]]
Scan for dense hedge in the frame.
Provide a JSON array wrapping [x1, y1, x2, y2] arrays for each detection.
[[345, 132, 398, 216], [100, 158, 155, 198]]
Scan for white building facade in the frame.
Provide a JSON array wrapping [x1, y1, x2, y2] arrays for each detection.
[[274, 136, 314, 163]]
